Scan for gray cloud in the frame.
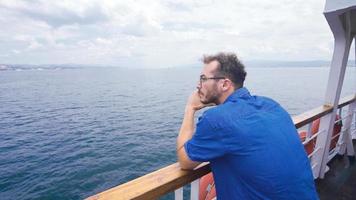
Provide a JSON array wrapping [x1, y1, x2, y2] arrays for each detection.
[[1, 1, 109, 28], [119, 14, 161, 37], [163, 1, 192, 12]]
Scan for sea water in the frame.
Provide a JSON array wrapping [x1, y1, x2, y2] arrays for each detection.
[[0, 66, 355, 199]]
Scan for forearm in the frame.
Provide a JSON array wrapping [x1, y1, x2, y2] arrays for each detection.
[[177, 91, 206, 169], [176, 106, 201, 169], [177, 106, 196, 150]]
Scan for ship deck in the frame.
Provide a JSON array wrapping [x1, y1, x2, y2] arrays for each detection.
[[316, 141, 356, 200]]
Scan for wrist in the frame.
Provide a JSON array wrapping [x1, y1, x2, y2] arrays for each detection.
[[185, 105, 197, 113]]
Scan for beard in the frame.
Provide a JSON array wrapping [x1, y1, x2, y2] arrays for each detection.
[[199, 86, 221, 105]]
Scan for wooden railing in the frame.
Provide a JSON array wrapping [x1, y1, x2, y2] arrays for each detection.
[[86, 163, 211, 200], [86, 94, 355, 200]]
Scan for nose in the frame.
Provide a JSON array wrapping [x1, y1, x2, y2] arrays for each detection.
[[196, 80, 201, 90]]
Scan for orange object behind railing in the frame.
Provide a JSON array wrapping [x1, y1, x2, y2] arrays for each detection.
[[299, 114, 342, 155]]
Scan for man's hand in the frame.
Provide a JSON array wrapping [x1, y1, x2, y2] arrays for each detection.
[[186, 91, 215, 111]]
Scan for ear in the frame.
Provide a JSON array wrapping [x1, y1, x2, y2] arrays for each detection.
[[221, 79, 232, 91]]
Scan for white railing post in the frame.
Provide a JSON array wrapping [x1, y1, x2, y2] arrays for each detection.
[[306, 123, 313, 138], [337, 102, 355, 156], [175, 187, 183, 200], [344, 102, 356, 157], [190, 178, 200, 200], [319, 10, 353, 178], [311, 116, 329, 179], [353, 35, 356, 140], [353, 110, 356, 140]]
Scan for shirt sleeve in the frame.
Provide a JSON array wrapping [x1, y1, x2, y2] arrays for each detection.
[[184, 114, 226, 162]]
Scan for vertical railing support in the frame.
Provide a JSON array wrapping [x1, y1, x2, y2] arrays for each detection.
[[306, 123, 313, 138], [319, 11, 354, 178], [175, 187, 183, 200], [311, 115, 328, 178], [190, 179, 199, 200], [344, 102, 356, 157]]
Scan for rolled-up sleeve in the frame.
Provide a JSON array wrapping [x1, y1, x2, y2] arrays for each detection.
[[184, 114, 226, 162]]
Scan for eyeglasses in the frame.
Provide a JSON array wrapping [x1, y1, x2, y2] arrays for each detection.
[[199, 75, 226, 84]]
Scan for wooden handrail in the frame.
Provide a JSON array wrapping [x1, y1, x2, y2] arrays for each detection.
[[86, 94, 355, 200], [338, 94, 356, 108], [292, 94, 355, 128], [292, 105, 333, 128], [86, 163, 211, 200]]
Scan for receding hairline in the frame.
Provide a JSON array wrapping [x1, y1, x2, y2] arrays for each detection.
[[202, 60, 221, 75], [202, 54, 221, 65]]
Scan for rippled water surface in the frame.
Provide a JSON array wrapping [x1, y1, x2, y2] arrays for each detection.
[[0, 67, 355, 199]]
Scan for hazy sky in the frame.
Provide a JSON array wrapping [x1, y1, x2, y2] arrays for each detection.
[[0, 0, 354, 68]]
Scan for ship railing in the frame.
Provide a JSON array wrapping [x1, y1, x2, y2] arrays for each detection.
[[86, 94, 355, 200], [327, 104, 356, 162], [295, 94, 356, 178]]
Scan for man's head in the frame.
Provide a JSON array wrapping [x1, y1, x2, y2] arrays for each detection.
[[197, 52, 247, 105]]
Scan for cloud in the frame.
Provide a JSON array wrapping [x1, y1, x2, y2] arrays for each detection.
[[162, 1, 192, 12], [12, 50, 20, 54], [162, 21, 225, 32], [1, 0, 109, 28], [119, 13, 162, 37], [27, 40, 43, 50], [0, 0, 353, 67]]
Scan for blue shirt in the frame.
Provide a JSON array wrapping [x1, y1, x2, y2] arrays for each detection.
[[184, 87, 318, 200]]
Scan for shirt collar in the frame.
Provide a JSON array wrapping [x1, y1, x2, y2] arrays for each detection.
[[223, 87, 251, 103]]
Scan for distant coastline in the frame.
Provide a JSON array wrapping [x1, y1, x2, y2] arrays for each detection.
[[244, 60, 355, 68], [0, 60, 355, 71], [0, 64, 87, 71]]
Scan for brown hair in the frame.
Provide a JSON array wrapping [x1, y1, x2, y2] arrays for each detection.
[[202, 52, 247, 89]]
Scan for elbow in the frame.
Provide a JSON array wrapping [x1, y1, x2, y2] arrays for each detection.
[[176, 144, 200, 170], [179, 161, 195, 170], [178, 158, 199, 170]]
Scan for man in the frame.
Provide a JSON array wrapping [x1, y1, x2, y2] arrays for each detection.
[[176, 52, 318, 199]]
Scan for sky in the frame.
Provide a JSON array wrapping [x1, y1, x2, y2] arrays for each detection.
[[0, 0, 354, 68]]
